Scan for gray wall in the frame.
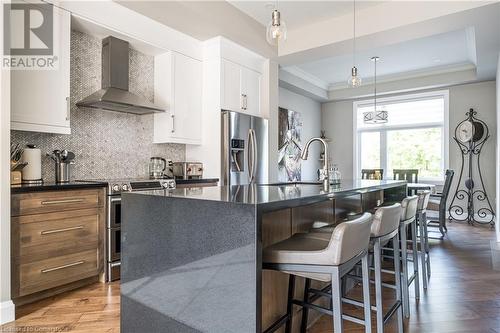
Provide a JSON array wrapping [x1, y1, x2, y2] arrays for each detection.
[[11, 31, 184, 182], [322, 81, 497, 210], [279, 87, 322, 181]]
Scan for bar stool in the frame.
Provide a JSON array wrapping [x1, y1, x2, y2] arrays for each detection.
[[398, 195, 419, 318], [416, 190, 431, 289], [341, 204, 404, 333], [263, 213, 373, 333]]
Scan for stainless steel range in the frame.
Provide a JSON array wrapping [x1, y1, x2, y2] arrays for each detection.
[[83, 178, 176, 281]]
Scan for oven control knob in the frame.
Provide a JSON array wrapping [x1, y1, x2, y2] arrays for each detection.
[[112, 184, 120, 192], [122, 184, 129, 192]]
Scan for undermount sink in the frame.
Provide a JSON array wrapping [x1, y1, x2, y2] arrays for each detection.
[[259, 181, 323, 186]]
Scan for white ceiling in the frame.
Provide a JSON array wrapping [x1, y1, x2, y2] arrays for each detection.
[[116, 0, 499, 100], [228, 1, 381, 28], [289, 28, 476, 87]]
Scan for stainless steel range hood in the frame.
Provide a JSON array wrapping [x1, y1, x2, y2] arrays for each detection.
[[76, 36, 164, 115]]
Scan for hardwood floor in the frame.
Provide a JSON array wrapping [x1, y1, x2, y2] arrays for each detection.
[[1, 222, 499, 333], [1, 282, 120, 333], [311, 222, 500, 333]]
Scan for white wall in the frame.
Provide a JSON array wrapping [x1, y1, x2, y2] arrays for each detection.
[[279, 87, 322, 181], [322, 81, 497, 211], [496, 54, 500, 242], [0, 3, 14, 324]]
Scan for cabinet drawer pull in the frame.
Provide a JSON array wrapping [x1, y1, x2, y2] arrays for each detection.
[[66, 96, 70, 121], [40, 198, 84, 205], [41, 260, 85, 273], [41, 225, 84, 235]]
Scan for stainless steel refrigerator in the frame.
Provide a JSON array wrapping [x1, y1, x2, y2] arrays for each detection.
[[221, 110, 269, 186]]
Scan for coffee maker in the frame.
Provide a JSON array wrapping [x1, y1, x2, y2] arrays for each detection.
[[149, 157, 172, 179]]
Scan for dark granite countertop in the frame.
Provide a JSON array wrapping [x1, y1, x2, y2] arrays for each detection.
[[11, 181, 108, 194], [125, 179, 407, 211], [175, 178, 218, 185]]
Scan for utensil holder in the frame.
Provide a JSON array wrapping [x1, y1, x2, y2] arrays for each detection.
[[55, 161, 74, 183]]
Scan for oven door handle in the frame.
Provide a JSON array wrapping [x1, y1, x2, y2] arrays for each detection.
[[110, 197, 121, 203]]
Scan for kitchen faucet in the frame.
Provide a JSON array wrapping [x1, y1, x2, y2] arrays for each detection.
[[301, 137, 330, 191]]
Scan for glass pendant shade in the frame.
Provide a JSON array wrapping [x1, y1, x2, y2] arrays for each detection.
[[266, 10, 287, 46], [363, 110, 388, 124], [347, 66, 362, 88]]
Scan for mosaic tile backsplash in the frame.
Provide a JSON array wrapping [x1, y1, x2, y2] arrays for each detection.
[[11, 30, 185, 181]]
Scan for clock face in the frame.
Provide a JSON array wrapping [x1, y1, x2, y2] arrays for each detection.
[[457, 121, 474, 143]]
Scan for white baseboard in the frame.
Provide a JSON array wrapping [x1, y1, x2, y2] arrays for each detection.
[[0, 300, 15, 325]]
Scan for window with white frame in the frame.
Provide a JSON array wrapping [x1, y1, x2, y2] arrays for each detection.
[[354, 91, 449, 182]]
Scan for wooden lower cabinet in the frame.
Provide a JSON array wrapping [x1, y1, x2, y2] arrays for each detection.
[[11, 188, 105, 304], [17, 249, 99, 297]]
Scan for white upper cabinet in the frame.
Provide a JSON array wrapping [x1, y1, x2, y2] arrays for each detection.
[[221, 60, 241, 112], [221, 59, 261, 116], [11, 6, 71, 134], [240, 66, 261, 117], [154, 51, 202, 145]]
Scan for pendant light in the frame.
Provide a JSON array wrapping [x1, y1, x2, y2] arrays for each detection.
[[347, 0, 362, 88], [363, 57, 388, 124], [266, 1, 287, 46]]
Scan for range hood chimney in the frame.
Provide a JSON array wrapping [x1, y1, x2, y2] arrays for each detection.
[[76, 36, 164, 115]]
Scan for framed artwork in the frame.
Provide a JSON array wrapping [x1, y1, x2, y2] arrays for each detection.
[[278, 107, 302, 182]]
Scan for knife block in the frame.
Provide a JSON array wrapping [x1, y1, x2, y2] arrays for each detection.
[[11, 170, 22, 185]]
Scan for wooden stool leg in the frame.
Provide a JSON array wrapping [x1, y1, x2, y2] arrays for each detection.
[[374, 239, 384, 333], [393, 233, 404, 333], [332, 269, 343, 333], [412, 220, 420, 300], [300, 278, 311, 333], [285, 275, 296, 333], [361, 253, 372, 333]]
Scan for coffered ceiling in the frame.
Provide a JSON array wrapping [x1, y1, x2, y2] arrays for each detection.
[[288, 28, 476, 89]]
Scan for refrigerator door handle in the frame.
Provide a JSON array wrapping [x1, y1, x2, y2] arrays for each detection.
[[247, 129, 253, 183], [250, 128, 258, 183]]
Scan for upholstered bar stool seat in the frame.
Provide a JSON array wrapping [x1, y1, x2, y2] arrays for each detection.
[[263, 213, 373, 333]]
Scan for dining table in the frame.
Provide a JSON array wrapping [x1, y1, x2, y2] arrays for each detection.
[[407, 182, 436, 195]]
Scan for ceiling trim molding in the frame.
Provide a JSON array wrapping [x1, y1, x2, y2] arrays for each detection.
[[327, 67, 478, 102], [280, 66, 329, 90], [327, 62, 476, 91], [279, 68, 328, 102]]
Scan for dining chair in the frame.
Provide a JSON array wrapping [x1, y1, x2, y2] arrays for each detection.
[[362, 169, 384, 180], [393, 169, 419, 183], [427, 169, 454, 238]]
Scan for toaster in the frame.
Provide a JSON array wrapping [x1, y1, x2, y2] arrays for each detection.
[[173, 162, 203, 180]]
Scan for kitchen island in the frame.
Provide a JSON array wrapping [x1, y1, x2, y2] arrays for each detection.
[[121, 180, 406, 333]]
